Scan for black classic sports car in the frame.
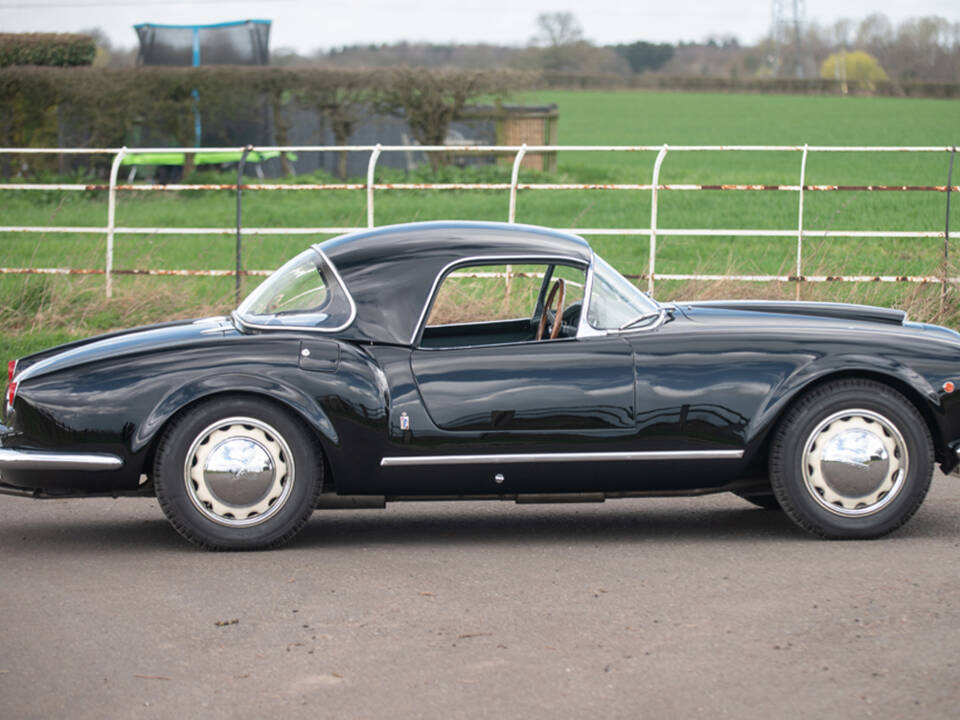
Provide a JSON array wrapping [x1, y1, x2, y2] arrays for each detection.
[[2, 221, 959, 549]]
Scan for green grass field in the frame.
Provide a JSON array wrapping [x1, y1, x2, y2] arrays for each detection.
[[1, 90, 958, 360]]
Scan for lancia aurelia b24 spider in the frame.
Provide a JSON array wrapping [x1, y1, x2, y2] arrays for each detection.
[[2, 221, 959, 549]]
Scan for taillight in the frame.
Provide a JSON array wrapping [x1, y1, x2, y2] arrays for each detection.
[[5, 359, 18, 414]]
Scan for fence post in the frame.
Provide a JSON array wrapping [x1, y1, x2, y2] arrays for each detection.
[[105, 146, 126, 299], [796, 144, 809, 301], [508, 144, 528, 223], [943, 146, 956, 315], [236, 145, 253, 305], [366, 144, 381, 228], [649, 144, 669, 295]]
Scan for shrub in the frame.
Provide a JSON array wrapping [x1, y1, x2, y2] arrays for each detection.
[[0, 33, 96, 67]]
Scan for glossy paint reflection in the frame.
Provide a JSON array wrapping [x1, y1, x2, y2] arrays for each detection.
[[412, 337, 635, 431]]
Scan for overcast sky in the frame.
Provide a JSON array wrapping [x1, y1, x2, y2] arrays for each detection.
[[0, 0, 957, 52]]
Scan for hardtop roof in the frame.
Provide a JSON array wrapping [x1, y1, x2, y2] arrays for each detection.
[[319, 221, 593, 346]]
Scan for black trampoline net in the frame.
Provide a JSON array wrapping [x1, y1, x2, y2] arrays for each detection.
[[135, 20, 270, 66]]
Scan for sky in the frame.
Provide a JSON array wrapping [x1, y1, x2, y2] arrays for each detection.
[[0, 0, 957, 53]]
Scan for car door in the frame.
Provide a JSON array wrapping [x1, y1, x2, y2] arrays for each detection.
[[411, 334, 637, 434], [380, 261, 640, 495], [381, 258, 749, 497]]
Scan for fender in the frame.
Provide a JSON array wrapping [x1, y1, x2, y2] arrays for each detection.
[[746, 353, 943, 452], [137, 372, 340, 454]]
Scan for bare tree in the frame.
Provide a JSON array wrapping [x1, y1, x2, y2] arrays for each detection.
[[531, 12, 584, 48], [855, 13, 894, 67], [530, 12, 591, 71], [376, 68, 531, 172], [831, 18, 854, 48], [299, 69, 380, 179]]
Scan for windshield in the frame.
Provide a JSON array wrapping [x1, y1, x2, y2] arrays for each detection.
[[235, 247, 354, 330], [587, 255, 659, 330]]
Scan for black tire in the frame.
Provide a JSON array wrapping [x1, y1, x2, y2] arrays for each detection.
[[735, 491, 782, 511], [153, 396, 323, 550], [769, 379, 933, 539]]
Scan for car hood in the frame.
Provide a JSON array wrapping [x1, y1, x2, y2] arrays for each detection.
[[15, 317, 238, 383]]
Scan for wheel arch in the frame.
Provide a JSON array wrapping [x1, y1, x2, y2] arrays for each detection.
[[137, 378, 340, 489], [756, 368, 944, 468]]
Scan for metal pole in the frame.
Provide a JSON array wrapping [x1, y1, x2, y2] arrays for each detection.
[[236, 145, 253, 305], [505, 145, 529, 295], [366, 144, 381, 228], [105, 147, 127, 299], [191, 27, 201, 148], [508, 144, 528, 223], [649, 145, 669, 295], [944, 146, 956, 314], [797, 144, 809, 300]]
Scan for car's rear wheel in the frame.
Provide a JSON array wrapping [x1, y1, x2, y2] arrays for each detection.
[[769, 379, 933, 539], [153, 396, 323, 550]]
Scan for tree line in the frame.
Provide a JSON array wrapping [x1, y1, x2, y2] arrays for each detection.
[[280, 12, 958, 84], [61, 11, 959, 84]]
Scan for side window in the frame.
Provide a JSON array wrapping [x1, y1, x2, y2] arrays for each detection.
[[421, 262, 587, 348], [426, 264, 547, 326]]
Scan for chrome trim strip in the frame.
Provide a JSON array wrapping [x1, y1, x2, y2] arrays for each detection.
[[380, 449, 744, 467], [0, 448, 124, 471], [410, 254, 590, 346], [575, 252, 603, 339], [232, 246, 358, 334], [581, 254, 666, 337], [426, 317, 529, 330], [615, 306, 671, 335]]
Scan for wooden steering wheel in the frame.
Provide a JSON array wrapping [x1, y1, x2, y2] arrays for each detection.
[[536, 278, 566, 340]]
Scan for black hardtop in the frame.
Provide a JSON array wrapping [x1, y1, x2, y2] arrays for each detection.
[[320, 221, 593, 346]]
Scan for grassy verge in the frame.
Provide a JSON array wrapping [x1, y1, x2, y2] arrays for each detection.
[[2, 90, 958, 361]]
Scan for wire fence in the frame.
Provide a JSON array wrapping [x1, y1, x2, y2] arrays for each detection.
[[0, 143, 956, 300]]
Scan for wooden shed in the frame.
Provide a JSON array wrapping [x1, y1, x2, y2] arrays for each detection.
[[458, 103, 559, 173]]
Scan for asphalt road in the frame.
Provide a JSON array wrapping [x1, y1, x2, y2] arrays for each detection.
[[1, 474, 958, 720]]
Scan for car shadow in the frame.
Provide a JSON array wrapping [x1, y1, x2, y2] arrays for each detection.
[[290, 498, 955, 549], [293, 503, 806, 548], [0, 515, 185, 552], [0, 498, 951, 553]]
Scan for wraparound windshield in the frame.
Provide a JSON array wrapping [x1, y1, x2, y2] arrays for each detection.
[[587, 256, 659, 330], [235, 247, 354, 330]]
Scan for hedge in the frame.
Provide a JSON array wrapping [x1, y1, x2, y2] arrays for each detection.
[[539, 70, 960, 98], [0, 66, 535, 177], [0, 33, 96, 67]]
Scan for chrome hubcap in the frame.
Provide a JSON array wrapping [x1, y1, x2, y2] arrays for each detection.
[[184, 417, 294, 527], [802, 409, 907, 517]]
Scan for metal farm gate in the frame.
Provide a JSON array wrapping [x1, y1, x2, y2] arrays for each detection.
[[0, 144, 956, 300]]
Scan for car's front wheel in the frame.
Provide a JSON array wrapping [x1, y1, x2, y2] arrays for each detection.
[[153, 396, 323, 550], [769, 379, 933, 539]]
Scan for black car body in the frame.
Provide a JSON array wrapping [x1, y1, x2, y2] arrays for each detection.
[[2, 221, 958, 548]]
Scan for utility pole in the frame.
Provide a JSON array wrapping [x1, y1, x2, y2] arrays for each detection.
[[770, 0, 808, 78]]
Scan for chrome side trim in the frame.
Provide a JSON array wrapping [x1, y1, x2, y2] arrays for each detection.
[[380, 449, 744, 467], [410, 254, 590, 346], [0, 448, 124, 471]]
